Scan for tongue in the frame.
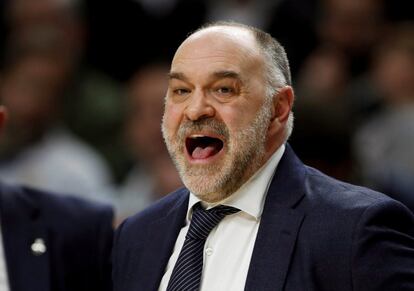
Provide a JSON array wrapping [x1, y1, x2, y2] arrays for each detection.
[[192, 146, 216, 159]]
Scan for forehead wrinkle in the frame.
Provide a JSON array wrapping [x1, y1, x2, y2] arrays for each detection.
[[177, 44, 259, 64], [172, 51, 262, 81], [168, 68, 246, 87]]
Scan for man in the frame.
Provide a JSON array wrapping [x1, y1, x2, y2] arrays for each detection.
[[113, 22, 414, 291], [0, 106, 113, 291]]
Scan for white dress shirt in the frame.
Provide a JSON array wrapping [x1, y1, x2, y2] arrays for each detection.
[[0, 223, 10, 291], [158, 145, 285, 291]]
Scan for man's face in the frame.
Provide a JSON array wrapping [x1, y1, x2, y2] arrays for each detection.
[[162, 27, 275, 202]]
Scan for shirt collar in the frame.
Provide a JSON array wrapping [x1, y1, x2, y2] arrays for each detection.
[[187, 144, 285, 222]]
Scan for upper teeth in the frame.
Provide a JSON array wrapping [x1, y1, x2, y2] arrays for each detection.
[[190, 134, 206, 138]]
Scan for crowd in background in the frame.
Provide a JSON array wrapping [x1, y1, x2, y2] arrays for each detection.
[[0, 0, 412, 222]]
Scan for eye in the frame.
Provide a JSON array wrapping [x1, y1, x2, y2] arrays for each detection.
[[173, 88, 191, 96], [216, 87, 233, 94]]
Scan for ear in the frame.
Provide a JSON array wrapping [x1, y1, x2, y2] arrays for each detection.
[[269, 86, 294, 127], [0, 106, 8, 133]]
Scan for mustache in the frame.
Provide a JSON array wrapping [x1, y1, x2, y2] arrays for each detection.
[[177, 118, 230, 140]]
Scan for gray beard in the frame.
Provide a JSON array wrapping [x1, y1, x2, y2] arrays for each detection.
[[162, 99, 272, 202]]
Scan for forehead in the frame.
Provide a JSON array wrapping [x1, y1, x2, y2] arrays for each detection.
[[171, 26, 264, 77]]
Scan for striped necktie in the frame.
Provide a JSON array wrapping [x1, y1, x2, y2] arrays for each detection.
[[166, 202, 240, 291]]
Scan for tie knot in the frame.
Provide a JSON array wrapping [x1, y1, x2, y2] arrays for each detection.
[[186, 203, 239, 240]]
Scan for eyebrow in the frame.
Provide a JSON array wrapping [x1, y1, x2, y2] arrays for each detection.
[[212, 70, 241, 81], [168, 72, 188, 81], [168, 70, 242, 82]]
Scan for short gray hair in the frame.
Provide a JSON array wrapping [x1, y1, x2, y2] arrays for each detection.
[[192, 21, 294, 140]]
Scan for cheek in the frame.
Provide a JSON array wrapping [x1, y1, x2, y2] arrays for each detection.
[[163, 103, 183, 133], [218, 104, 259, 132]]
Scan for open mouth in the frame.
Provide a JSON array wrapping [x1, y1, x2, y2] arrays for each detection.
[[185, 135, 224, 160]]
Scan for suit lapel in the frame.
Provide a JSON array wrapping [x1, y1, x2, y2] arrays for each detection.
[[0, 184, 51, 291], [137, 189, 189, 291], [245, 145, 306, 291]]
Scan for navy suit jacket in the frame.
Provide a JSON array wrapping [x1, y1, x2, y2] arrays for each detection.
[[113, 145, 414, 291], [0, 182, 114, 291]]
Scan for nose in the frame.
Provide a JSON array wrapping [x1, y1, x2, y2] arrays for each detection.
[[184, 89, 215, 121]]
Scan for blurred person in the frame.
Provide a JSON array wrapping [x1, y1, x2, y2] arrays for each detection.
[[294, 0, 387, 108], [0, 105, 113, 291], [297, 47, 350, 99], [289, 0, 388, 180], [353, 23, 414, 211], [292, 46, 353, 181], [3, 0, 85, 89], [0, 37, 113, 203], [267, 0, 319, 77], [4, 0, 85, 75], [316, 0, 386, 75], [4, 0, 124, 178], [117, 63, 182, 220], [113, 22, 414, 290]]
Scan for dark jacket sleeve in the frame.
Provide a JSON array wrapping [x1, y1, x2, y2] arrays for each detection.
[[352, 199, 414, 290]]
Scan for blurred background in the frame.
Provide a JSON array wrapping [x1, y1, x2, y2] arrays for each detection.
[[0, 0, 412, 223]]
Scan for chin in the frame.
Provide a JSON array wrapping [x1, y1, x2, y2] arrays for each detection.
[[188, 187, 231, 204], [182, 171, 241, 203]]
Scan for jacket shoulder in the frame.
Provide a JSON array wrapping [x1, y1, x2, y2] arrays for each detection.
[[25, 185, 113, 224], [304, 166, 405, 211], [1, 182, 113, 236]]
